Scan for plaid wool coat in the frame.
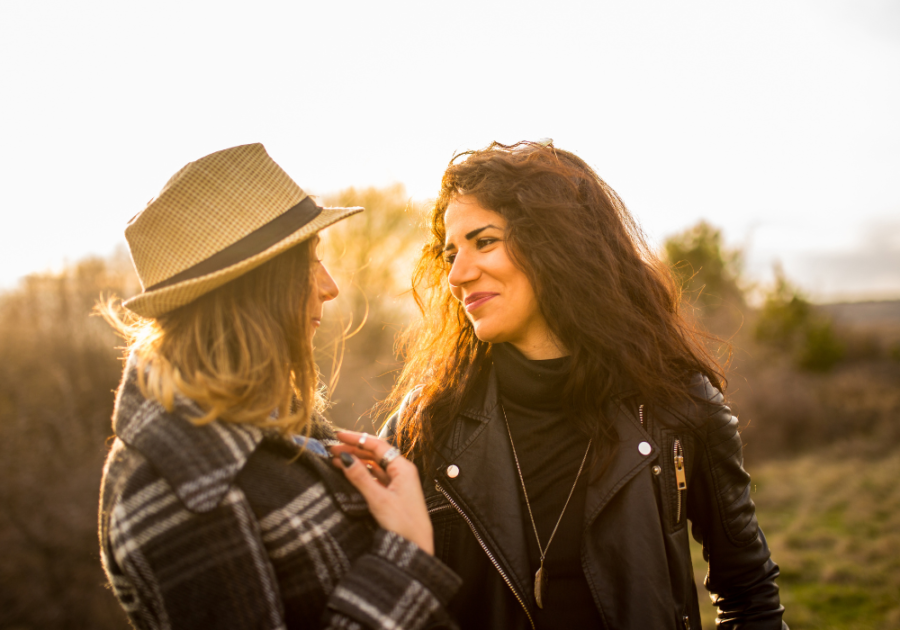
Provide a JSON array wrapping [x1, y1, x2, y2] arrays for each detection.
[[99, 362, 461, 630]]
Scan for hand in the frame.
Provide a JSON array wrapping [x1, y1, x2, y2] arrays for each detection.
[[330, 430, 434, 555]]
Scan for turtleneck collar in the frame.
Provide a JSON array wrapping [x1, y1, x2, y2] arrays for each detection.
[[492, 343, 570, 410]]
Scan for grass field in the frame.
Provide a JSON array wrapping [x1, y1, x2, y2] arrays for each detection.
[[691, 445, 900, 629]]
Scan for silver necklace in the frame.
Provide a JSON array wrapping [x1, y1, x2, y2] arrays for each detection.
[[501, 405, 592, 609]]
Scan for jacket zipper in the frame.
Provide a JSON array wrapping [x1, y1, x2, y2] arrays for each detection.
[[427, 502, 454, 516], [674, 438, 687, 523], [434, 480, 536, 630], [640, 405, 687, 524]]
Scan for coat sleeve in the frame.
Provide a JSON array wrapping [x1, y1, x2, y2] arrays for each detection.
[[323, 529, 461, 628], [102, 456, 461, 629], [685, 378, 789, 630], [102, 480, 290, 629]]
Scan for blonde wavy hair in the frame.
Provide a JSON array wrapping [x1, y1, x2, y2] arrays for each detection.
[[100, 240, 322, 436]]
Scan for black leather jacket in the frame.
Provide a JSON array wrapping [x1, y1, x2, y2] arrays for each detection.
[[382, 368, 787, 630]]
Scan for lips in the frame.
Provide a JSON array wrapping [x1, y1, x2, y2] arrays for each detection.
[[464, 292, 498, 313]]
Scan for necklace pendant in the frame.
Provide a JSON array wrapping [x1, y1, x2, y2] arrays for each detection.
[[534, 561, 548, 609]]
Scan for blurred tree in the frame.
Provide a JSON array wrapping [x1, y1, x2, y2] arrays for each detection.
[[754, 265, 844, 372], [754, 266, 811, 346], [664, 220, 745, 318], [316, 184, 425, 428], [797, 320, 844, 372]]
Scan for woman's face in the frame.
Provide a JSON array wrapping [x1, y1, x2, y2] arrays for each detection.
[[309, 237, 339, 336], [443, 196, 562, 359]]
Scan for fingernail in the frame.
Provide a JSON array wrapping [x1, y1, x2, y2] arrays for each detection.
[[340, 453, 354, 468]]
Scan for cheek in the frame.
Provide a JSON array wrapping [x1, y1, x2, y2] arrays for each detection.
[[509, 273, 540, 318]]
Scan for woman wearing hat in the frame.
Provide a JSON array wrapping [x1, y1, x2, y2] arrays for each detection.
[[99, 144, 460, 629], [380, 141, 787, 629]]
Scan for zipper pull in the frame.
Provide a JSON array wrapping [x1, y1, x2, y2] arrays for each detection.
[[674, 445, 687, 491]]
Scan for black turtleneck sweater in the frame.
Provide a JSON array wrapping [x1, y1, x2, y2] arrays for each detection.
[[493, 343, 603, 629]]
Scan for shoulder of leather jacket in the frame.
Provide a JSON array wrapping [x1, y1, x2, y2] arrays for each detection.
[[649, 373, 730, 433], [668, 375, 761, 548], [632, 375, 762, 547], [381, 364, 499, 443]]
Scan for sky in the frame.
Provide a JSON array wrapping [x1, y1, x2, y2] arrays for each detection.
[[1, 0, 898, 302]]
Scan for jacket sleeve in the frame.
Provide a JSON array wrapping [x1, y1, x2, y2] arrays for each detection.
[[103, 462, 461, 629], [102, 482, 290, 629], [323, 529, 462, 629], [685, 379, 789, 630]]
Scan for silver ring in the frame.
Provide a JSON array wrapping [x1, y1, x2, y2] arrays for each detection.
[[358, 433, 369, 448], [379, 447, 402, 469]]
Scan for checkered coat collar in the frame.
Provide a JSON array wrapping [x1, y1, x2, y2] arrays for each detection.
[[112, 355, 338, 514]]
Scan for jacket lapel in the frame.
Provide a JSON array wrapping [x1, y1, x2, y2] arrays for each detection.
[[583, 397, 660, 530], [434, 368, 660, 614], [433, 370, 535, 613]]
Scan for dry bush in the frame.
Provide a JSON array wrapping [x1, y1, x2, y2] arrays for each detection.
[[0, 255, 135, 629], [314, 184, 426, 431], [723, 323, 900, 465]]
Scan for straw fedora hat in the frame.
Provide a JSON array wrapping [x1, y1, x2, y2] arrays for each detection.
[[123, 143, 362, 318]]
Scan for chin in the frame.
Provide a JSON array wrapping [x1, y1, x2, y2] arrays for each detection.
[[471, 323, 505, 345]]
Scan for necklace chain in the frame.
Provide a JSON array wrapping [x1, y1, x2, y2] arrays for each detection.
[[501, 404, 592, 562]]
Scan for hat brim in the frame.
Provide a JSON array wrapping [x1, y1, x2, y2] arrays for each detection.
[[123, 206, 363, 318]]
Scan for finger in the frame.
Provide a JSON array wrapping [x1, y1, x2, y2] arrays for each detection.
[[363, 461, 389, 484], [327, 443, 382, 461], [335, 430, 379, 450], [332, 449, 408, 492], [336, 430, 399, 464], [329, 444, 410, 486], [367, 463, 390, 486], [332, 453, 386, 501]]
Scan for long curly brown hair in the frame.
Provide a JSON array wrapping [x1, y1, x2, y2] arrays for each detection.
[[383, 141, 725, 468]]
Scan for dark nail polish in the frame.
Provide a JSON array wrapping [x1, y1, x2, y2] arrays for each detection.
[[340, 453, 354, 468]]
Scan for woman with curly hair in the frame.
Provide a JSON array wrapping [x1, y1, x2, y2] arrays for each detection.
[[380, 141, 787, 629]]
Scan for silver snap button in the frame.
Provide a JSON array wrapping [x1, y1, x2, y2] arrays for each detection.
[[652, 465, 662, 475], [638, 442, 652, 456], [446, 464, 460, 478]]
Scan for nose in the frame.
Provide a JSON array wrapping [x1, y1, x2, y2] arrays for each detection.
[[316, 263, 339, 302], [447, 249, 479, 289]]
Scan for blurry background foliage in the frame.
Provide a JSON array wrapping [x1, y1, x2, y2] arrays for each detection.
[[315, 184, 424, 425], [753, 265, 845, 372], [664, 220, 745, 318], [1, 189, 899, 628]]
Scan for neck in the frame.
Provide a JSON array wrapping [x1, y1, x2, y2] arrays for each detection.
[[509, 334, 568, 360], [493, 343, 570, 409]]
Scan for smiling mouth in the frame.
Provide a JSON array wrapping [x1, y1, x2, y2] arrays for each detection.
[[464, 292, 498, 312]]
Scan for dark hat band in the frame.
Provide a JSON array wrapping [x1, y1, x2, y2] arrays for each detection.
[[147, 196, 322, 291]]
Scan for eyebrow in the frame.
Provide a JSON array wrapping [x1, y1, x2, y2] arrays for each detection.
[[443, 224, 501, 252]]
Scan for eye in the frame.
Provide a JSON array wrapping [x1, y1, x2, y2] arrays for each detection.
[[476, 237, 499, 249], [443, 252, 456, 265]]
